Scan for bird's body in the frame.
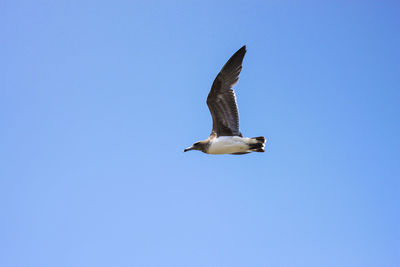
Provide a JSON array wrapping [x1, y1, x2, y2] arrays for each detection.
[[207, 136, 264, 155], [184, 45, 266, 155]]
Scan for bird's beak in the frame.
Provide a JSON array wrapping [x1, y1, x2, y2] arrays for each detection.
[[184, 146, 194, 152]]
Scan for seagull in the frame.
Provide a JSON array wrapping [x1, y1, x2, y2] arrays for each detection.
[[184, 45, 266, 155]]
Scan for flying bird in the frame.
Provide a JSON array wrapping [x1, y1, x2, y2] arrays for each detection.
[[184, 45, 266, 155]]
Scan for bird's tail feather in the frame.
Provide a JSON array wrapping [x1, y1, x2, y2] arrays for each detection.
[[249, 136, 266, 152]]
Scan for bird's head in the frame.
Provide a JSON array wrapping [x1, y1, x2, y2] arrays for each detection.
[[184, 141, 204, 152]]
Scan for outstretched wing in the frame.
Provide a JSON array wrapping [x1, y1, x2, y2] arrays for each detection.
[[206, 45, 246, 137]]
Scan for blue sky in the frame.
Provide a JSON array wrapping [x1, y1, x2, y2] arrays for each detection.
[[1, 1, 399, 266]]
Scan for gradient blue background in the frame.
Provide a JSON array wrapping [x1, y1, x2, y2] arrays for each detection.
[[1, 1, 399, 266]]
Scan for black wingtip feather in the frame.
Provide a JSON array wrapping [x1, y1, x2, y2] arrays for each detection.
[[220, 46, 247, 75], [233, 45, 246, 58]]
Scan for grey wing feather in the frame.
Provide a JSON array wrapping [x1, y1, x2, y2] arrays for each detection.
[[207, 45, 246, 137]]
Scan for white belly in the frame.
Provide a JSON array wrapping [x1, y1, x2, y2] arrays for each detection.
[[207, 136, 253, 155]]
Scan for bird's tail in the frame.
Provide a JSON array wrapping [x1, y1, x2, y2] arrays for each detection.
[[248, 136, 266, 152]]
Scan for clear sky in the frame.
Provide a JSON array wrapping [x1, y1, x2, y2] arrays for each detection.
[[1, 1, 399, 266]]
